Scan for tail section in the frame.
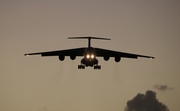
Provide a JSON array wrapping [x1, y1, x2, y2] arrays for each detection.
[[68, 36, 111, 47]]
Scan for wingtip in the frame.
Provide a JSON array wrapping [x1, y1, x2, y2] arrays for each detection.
[[150, 57, 155, 59]]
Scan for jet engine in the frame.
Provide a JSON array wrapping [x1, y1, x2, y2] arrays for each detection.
[[115, 56, 121, 62], [104, 55, 110, 61], [59, 55, 65, 61], [70, 54, 76, 60]]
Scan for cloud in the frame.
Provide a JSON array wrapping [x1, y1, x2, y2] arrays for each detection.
[[125, 90, 169, 111], [41, 106, 47, 111], [154, 84, 173, 91]]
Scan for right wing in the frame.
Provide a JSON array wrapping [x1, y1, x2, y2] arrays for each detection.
[[24, 47, 86, 57], [95, 48, 155, 59]]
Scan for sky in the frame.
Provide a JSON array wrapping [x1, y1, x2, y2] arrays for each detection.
[[0, 0, 180, 111]]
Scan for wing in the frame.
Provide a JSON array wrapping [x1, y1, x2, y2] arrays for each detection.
[[24, 47, 86, 57], [95, 48, 155, 59]]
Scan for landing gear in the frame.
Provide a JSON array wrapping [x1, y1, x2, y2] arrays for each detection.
[[94, 65, 101, 70], [79, 57, 101, 69], [78, 64, 101, 69], [78, 65, 85, 69]]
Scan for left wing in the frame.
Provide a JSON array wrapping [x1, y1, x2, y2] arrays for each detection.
[[24, 47, 86, 57], [95, 48, 155, 59]]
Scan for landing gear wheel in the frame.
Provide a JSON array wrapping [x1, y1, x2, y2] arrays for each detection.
[[94, 65, 101, 70], [78, 65, 85, 69]]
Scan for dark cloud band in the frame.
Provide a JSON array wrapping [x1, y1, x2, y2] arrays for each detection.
[[154, 84, 172, 91]]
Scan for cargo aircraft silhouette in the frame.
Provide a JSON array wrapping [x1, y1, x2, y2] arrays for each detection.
[[25, 37, 154, 69]]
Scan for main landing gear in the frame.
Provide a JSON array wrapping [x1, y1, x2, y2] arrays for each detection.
[[78, 64, 101, 70], [78, 65, 85, 69], [94, 65, 101, 70]]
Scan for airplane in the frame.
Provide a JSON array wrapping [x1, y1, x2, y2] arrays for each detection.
[[24, 36, 154, 69]]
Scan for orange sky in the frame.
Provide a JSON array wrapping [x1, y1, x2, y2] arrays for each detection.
[[1, 0, 180, 111]]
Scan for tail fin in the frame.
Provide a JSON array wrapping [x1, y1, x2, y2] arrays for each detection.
[[68, 36, 111, 47]]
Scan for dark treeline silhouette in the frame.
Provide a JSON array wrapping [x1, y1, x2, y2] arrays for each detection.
[[125, 90, 169, 111]]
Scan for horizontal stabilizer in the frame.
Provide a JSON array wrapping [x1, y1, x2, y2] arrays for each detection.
[[68, 36, 111, 40]]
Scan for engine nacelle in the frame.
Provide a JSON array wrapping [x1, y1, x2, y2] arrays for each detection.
[[104, 55, 110, 61], [70, 54, 76, 60], [115, 56, 121, 62], [59, 55, 65, 61]]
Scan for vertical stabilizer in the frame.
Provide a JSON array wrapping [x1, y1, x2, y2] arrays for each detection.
[[68, 36, 111, 47]]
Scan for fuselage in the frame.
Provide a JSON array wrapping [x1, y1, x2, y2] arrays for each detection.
[[81, 47, 98, 67]]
